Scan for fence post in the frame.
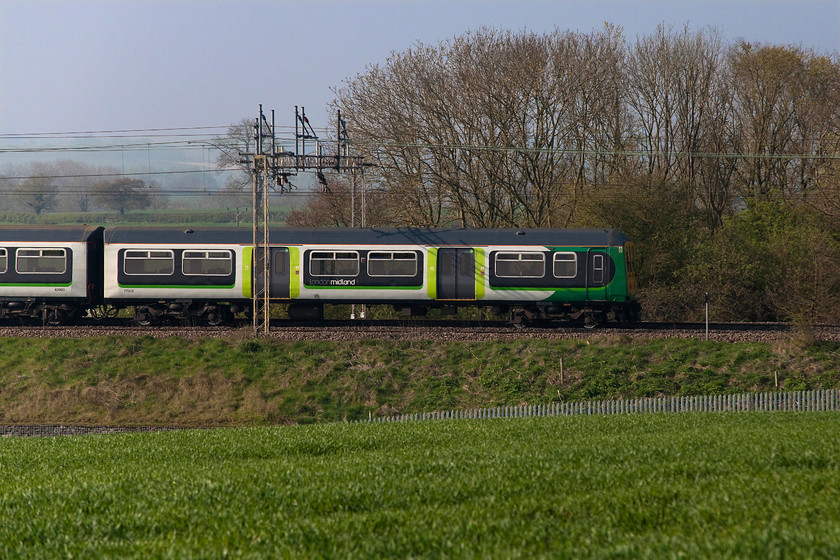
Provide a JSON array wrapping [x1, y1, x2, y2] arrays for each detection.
[[374, 388, 840, 424]]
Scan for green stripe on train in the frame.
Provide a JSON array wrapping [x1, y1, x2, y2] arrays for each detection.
[[426, 247, 438, 299], [474, 247, 485, 300], [0, 282, 73, 288], [242, 247, 253, 298], [302, 285, 423, 290], [117, 284, 236, 290], [289, 247, 300, 298]]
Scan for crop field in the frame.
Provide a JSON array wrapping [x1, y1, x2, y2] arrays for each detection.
[[1, 412, 838, 558]]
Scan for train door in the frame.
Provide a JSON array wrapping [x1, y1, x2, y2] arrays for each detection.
[[255, 247, 290, 300], [270, 247, 291, 299], [437, 248, 475, 300]]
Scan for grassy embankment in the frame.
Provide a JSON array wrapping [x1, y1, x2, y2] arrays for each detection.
[[1, 413, 838, 557], [0, 335, 838, 426]]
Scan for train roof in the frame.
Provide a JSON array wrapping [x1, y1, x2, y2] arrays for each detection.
[[103, 227, 629, 247], [0, 225, 104, 243]]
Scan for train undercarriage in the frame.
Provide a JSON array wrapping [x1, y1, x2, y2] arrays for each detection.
[[0, 298, 641, 329], [130, 301, 248, 326], [0, 299, 86, 326]]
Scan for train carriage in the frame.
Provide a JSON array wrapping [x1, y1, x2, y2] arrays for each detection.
[[14, 225, 640, 326], [0, 225, 104, 324], [270, 227, 640, 325], [103, 227, 254, 325]]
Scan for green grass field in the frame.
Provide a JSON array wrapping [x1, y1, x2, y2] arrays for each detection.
[[1, 412, 838, 558]]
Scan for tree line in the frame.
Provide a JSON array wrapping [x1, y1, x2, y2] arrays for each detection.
[[287, 25, 840, 327], [0, 161, 169, 215]]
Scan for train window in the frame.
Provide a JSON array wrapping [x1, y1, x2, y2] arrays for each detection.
[[494, 252, 545, 278], [553, 252, 577, 278], [592, 254, 605, 283], [310, 251, 359, 276], [368, 251, 417, 277], [460, 251, 474, 277], [16, 248, 67, 274], [183, 250, 232, 276], [439, 252, 455, 277], [0, 248, 6, 274], [124, 250, 174, 276]]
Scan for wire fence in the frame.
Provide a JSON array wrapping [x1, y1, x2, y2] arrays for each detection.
[[3, 390, 838, 436], [363, 389, 840, 423]]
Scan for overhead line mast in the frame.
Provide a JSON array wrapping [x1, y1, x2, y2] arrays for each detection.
[[242, 104, 369, 335]]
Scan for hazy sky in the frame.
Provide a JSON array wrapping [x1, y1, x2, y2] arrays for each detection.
[[1, 0, 838, 139]]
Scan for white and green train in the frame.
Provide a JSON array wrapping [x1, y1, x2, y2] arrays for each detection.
[[1, 226, 640, 326], [0, 226, 103, 324], [103, 227, 640, 326]]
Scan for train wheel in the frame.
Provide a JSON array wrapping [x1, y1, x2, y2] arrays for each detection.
[[43, 309, 62, 326], [582, 311, 601, 329], [133, 309, 152, 326], [206, 307, 230, 326]]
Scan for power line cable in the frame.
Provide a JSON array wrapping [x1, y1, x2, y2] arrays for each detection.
[[0, 168, 241, 181], [0, 123, 332, 140], [0, 125, 230, 137], [347, 139, 840, 160]]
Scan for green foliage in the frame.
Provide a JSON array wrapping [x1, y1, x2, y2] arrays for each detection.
[[0, 211, 39, 224], [0, 414, 838, 557], [584, 189, 840, 324], [679, 203, 840, 324], [578, 179, 708, 320]]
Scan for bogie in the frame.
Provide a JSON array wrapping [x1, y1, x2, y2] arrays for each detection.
[[131, 302, 237, 326]]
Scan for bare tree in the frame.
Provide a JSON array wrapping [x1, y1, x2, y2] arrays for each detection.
[[285, 173, 393, 227], [208, 118, 257, 195], [15, 175, 58, 215], [543, 25, 627, 226], [335, 26, 628, 228], [625, 25, 732, 221], [0, 165, 23, 212], [334, 25, 838, 236], [789, 52, 840, 214], [94, 178, 151, 215], [728, 42, 810, 203], [27, 160, 121, 212]]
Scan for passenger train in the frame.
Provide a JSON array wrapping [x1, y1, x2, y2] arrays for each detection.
[[0, 225, 640, 326]]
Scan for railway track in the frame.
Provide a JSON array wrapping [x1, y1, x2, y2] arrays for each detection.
[[0, 319, 837, 342]]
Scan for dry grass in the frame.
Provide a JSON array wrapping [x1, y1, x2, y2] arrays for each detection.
[[0, 335, 837, 426]]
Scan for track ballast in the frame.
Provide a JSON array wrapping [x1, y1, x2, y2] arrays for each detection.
[[0, 319, 837, 343]]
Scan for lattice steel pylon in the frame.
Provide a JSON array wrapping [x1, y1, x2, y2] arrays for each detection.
[[244, 104, 369, 334], [252, 154, 270, 335]]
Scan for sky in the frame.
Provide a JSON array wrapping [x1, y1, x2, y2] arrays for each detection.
[[0, 0, 838, 169]]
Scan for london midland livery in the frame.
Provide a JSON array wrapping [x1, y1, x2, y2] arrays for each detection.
[[0, 226, 640, 326]]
